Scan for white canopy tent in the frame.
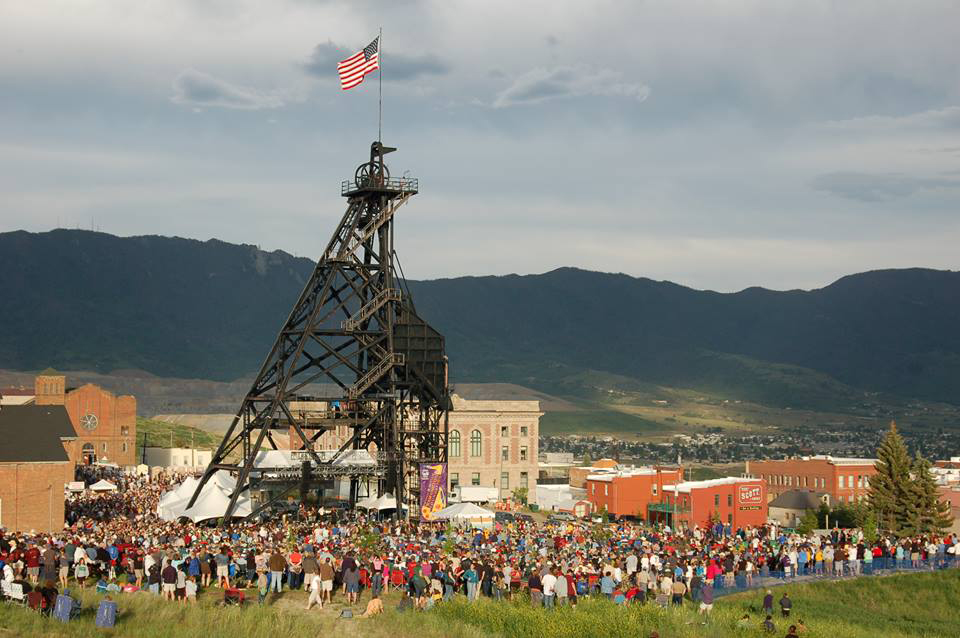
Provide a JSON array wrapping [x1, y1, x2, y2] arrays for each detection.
[[370, 493, 398, 511], [156, 471, 251, 523], [432, 502, 495, 527], [179, 485, 252, 523], [89, 479, 117, 492], [355, 496, 377, 510]]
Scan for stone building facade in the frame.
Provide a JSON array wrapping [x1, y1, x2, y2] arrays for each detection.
[[447, 395, 542, 502]]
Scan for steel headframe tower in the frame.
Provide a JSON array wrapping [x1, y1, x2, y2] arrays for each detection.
[[189, 141, 450, 522]]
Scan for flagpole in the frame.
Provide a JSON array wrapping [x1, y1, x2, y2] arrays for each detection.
[[378, 27, 383, 143]]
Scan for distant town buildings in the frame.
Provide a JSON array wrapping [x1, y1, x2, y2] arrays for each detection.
[[745, 455, 877, 505], [143, 446, 212, 470]]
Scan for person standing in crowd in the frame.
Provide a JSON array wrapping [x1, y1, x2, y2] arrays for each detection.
[[161, 561, 178, 601], [305, 569, 323, 610], [268, 547, 286, 593], [780, 591, 793, 618]]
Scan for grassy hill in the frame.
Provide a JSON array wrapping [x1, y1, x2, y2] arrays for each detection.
[[135, 417, 222, 451], [0, 569, 956, 637]]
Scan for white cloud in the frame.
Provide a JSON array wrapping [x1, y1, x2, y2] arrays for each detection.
[[493, 66, 650, 108], [170, 68, 285, 110]]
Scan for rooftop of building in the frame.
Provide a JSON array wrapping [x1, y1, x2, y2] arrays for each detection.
[[752, 454, 877, 466], [0, 387, 35, 396], [0, 404, 75, 463], [662, 476, 758, 493], [768, 489, 827, 510], [449, 394, 541, 414], [586, 465, 681, 482]]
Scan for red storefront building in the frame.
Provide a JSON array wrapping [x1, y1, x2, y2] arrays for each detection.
[[659, 477, 768, 529], [746, 456, 877, 505], [585, 467, 684, 520]]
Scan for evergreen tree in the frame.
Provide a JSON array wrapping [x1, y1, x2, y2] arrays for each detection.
[[911, 454, 953, 534], [868, 421, 914, 534], [797, 509, 819, 535]]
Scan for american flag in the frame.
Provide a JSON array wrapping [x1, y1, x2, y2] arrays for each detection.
[[337, 37, 380, 90]]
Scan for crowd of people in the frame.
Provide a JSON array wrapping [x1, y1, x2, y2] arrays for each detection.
[[1, 466, 958, 631]]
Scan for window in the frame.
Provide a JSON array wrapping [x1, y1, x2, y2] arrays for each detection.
[[120, 426, 129, 436], [449, 430, 461, 458], [520, 471, 528, 488], [714, 494, 720, 506], [471, 473, 480, 486], [864, 476, 870, 487], [520, 426, 528, 436], [470, 430, 482, 457], [450, 473, 459, 489], [520, 446, 528, 461], [838, 475, 845, 489], [849, 475, 854, 489], [604, 485, 608, 496], [857, 475, 863, 489], [101, 442, 107, 453], [727, 494, 733, 506], [803, 476, 808, 487], [592, 483, 596, 494], [501, 425, 509, 436], [797, 476, 801, 487], [501, 471, 510, 492], [727, 514, 732, 524], [652, 484, 658, 496], [121, 442, 128, 453], [501, 445, 509, 461]]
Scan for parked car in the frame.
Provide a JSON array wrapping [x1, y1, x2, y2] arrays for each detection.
[[548, 512, 575, 522], [495, 511, 516, 523]]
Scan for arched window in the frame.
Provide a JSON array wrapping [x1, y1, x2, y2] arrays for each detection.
[[449, 430, 461, 458], [470, 429, 482, 457]]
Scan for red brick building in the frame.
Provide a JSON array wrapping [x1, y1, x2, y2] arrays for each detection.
[[746, 456, 877, 505], [585, 467, 683, 519], [0, 404, 75, 533], [660, 477, 768, 529], [34, 374, 137, 467]]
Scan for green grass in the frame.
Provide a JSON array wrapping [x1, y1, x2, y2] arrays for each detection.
[[3, 570, 956, 637], [540, 409, 666, 437], [136, 417, 221, 451]]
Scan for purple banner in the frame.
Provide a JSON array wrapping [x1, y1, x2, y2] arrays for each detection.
[[419, 462, 448, 521]]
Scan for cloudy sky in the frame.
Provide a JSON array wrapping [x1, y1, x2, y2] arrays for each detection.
[[2, 1, 958, 292]]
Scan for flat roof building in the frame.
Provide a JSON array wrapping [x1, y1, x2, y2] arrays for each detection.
[[585, 466, 683, 521], [746, 455, 876, 505], [660, 477, 768, 530]]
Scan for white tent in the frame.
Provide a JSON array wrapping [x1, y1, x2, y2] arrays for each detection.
[[432, 502, 495, 523], [180, 486, 252, 523], [370, 493, 397, 511], [156, 472, 251, 522], [355, 496, 377, 510], [89, 479, 117, 492]]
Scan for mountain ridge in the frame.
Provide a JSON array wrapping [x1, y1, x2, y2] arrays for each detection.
[[1, 229, 958, 409]]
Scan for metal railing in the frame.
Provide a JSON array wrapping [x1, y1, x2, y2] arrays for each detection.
[[710, 554, 960, 599], [341, 176, 419, 196]]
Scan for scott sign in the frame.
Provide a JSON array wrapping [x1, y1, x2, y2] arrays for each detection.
[[738, 485, 762, 504]]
